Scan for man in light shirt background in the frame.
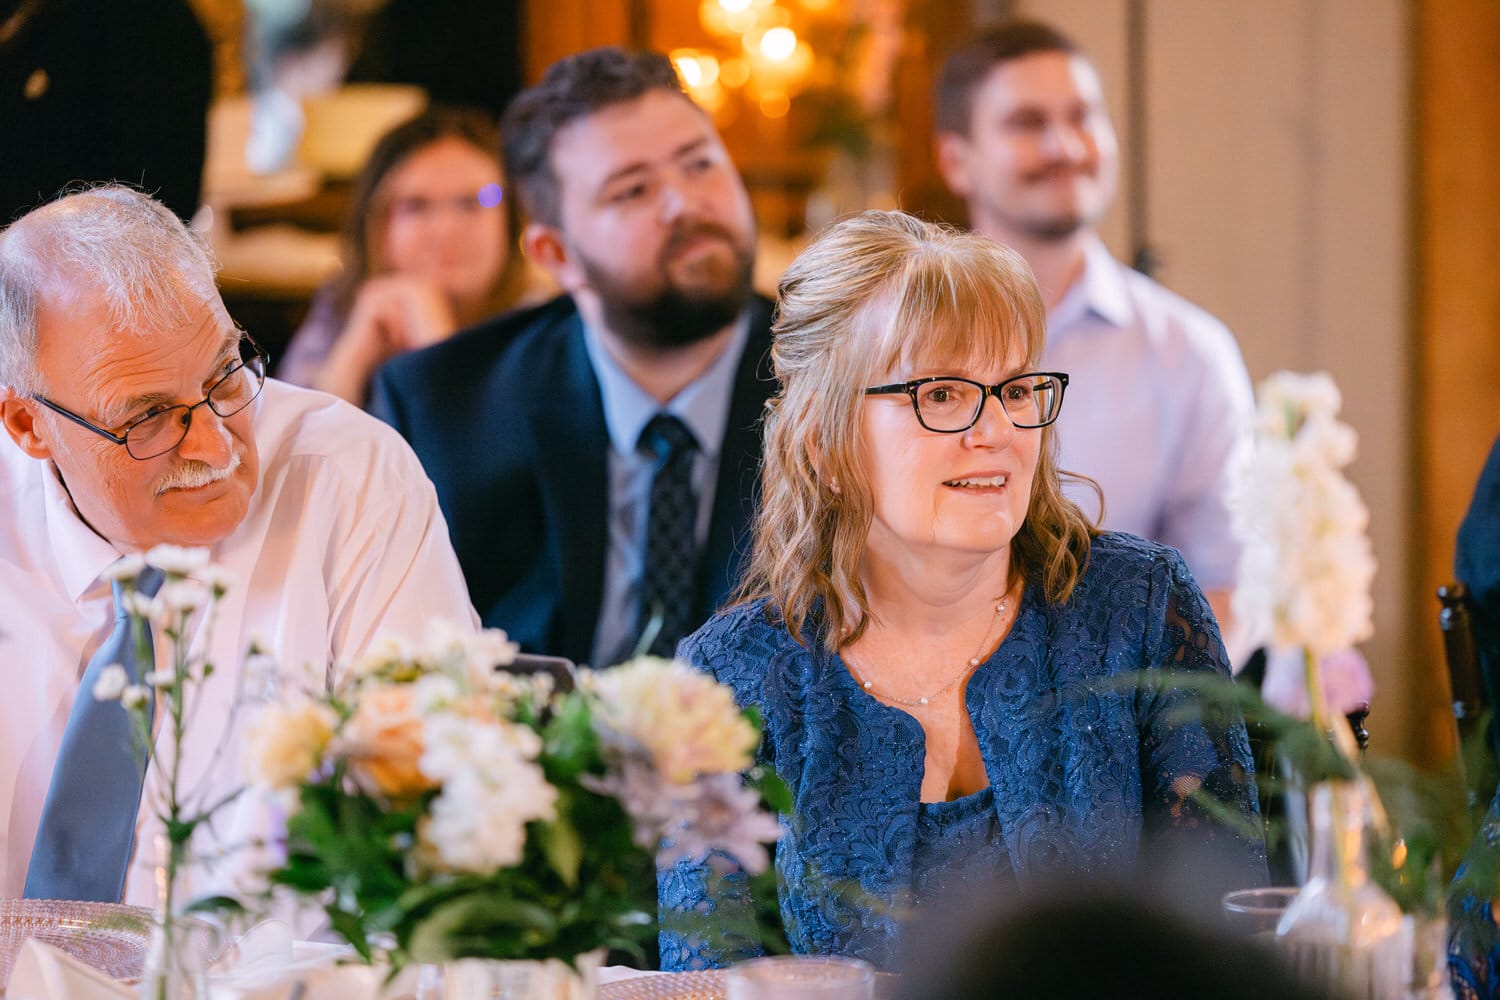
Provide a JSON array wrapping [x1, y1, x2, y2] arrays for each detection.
[[0, 186, 476, 905], [935, 21, 1254, 653]]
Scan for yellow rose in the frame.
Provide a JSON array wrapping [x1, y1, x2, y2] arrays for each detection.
[[341, 685, 437, 799], [245, 702, 335, 789]]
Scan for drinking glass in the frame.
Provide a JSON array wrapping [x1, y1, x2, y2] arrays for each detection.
[[725, 955, 876, 1000], [1221, 886, 1299, 936]]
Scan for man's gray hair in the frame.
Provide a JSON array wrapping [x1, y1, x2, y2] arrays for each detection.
[[0, 185, 221, 394]]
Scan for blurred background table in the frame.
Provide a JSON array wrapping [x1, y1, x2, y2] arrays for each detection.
[[202, 84, 426, 374]]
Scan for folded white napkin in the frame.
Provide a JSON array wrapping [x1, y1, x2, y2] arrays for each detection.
[[210, 920, 357, 998], [9, 937, 128, 1000]]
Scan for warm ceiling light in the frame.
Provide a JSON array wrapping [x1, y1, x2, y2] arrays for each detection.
[[759, 92, 791, 118], [759, 26, 797, 62], [761, 3, 791, 27], [697, 54, 721, 86], [720, 56, 751, 88], [719, 0, 751, 11], [725, 8, 756, 32], [671, 49, 705, 87]]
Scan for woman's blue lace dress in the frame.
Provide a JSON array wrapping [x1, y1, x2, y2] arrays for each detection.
[[658, 533, 1267, 970]]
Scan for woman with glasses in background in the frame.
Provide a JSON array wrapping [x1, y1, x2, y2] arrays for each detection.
[[658, 210, 1266, 971], [278, 106, 538, 405]]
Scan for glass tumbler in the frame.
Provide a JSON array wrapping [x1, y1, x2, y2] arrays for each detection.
[[1221, 886, 1300, 937]]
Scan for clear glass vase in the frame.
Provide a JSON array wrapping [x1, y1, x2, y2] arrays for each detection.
[[138, 833, 215, 1000], [1407, 913, 1451, 1000], [1275, 780, 1412, 1000], [414, 950, 605, 1000]]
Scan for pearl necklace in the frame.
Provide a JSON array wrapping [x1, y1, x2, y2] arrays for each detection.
[[844, 597, 1010, 708]]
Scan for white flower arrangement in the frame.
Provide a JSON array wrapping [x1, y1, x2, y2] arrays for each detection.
[[240, 631, 784, 969], [1232, 369, 1380, 753], [1233, 371, 1377, 658]]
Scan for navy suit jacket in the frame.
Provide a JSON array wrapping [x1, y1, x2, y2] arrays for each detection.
[[1458, 433, 1500, 763], [369, 293, 777, 665]]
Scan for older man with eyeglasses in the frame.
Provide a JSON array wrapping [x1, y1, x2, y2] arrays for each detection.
[[0, 185, 476, 907]]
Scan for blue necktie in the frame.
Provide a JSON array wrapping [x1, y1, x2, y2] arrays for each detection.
[[26, 567, 164, 901], [639, 414, 700, 658]]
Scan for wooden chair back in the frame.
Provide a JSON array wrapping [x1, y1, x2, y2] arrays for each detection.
[[503, 653, 577, 693]]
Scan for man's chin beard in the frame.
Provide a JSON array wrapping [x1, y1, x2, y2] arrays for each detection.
[[588, 257, 754, 352], [600, 287, 746, 350], [1023, 211, 1091, 242]]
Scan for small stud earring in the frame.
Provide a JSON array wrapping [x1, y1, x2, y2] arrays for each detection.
[[828, 477, 841, 494]]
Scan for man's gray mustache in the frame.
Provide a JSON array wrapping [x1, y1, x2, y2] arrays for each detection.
[[153, 451, 241, 495]]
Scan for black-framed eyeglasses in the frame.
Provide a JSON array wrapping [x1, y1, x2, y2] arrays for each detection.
[[32, 339, 269, 460], [863, 372, 1069, 433]]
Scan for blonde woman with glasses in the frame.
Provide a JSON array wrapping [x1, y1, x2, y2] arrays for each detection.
[[658, 210, 1266, 971]]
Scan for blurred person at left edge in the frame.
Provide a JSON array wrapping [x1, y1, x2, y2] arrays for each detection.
[[1, 0, 211, 223]]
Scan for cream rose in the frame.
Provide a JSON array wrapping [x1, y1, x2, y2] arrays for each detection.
[[339, 685, 437, 798], [590, 657, 759, 784], [245, 702, 336, 789]]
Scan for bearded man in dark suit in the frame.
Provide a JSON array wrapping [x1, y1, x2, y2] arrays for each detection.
[[371, 47, 773, 669]]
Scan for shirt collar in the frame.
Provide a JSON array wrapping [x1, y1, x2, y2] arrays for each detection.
[[1048, 236, 1133, 335], [583, 312, 751, 457], [40, 459, 126, 601]]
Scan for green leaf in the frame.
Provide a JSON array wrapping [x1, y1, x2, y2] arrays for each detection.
[[536, 816, 584, 888], [393, 880, 465, 915], [751, 768, 793, 815], [541, 695, 601, 782], [406, 895, 560, 964], [183, 895, 245, 916], [164, 817, 198, 846], [328, 908, 373, 962]]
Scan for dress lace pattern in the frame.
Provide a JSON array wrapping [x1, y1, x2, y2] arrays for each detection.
[[1449, 789, 1500, 999], [658, 533, 1268, 971]]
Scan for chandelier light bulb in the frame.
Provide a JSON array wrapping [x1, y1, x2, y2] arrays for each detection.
[[760, 26, 797, 62]]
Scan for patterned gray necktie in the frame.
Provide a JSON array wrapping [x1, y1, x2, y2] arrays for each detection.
[[638, 414, 700, 658], [26, 567, 164, 901]]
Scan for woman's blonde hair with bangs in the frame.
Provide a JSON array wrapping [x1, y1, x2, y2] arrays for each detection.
[[735, 210, 1098, 649]]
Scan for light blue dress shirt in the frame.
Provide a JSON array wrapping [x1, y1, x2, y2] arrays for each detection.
[[1045, 238, 1254, 592], [582, 317, 753, 669]]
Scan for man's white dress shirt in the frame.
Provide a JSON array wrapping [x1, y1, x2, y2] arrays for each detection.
[[0, 379, 478, 904], [1046, 238, 1255, 593]]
